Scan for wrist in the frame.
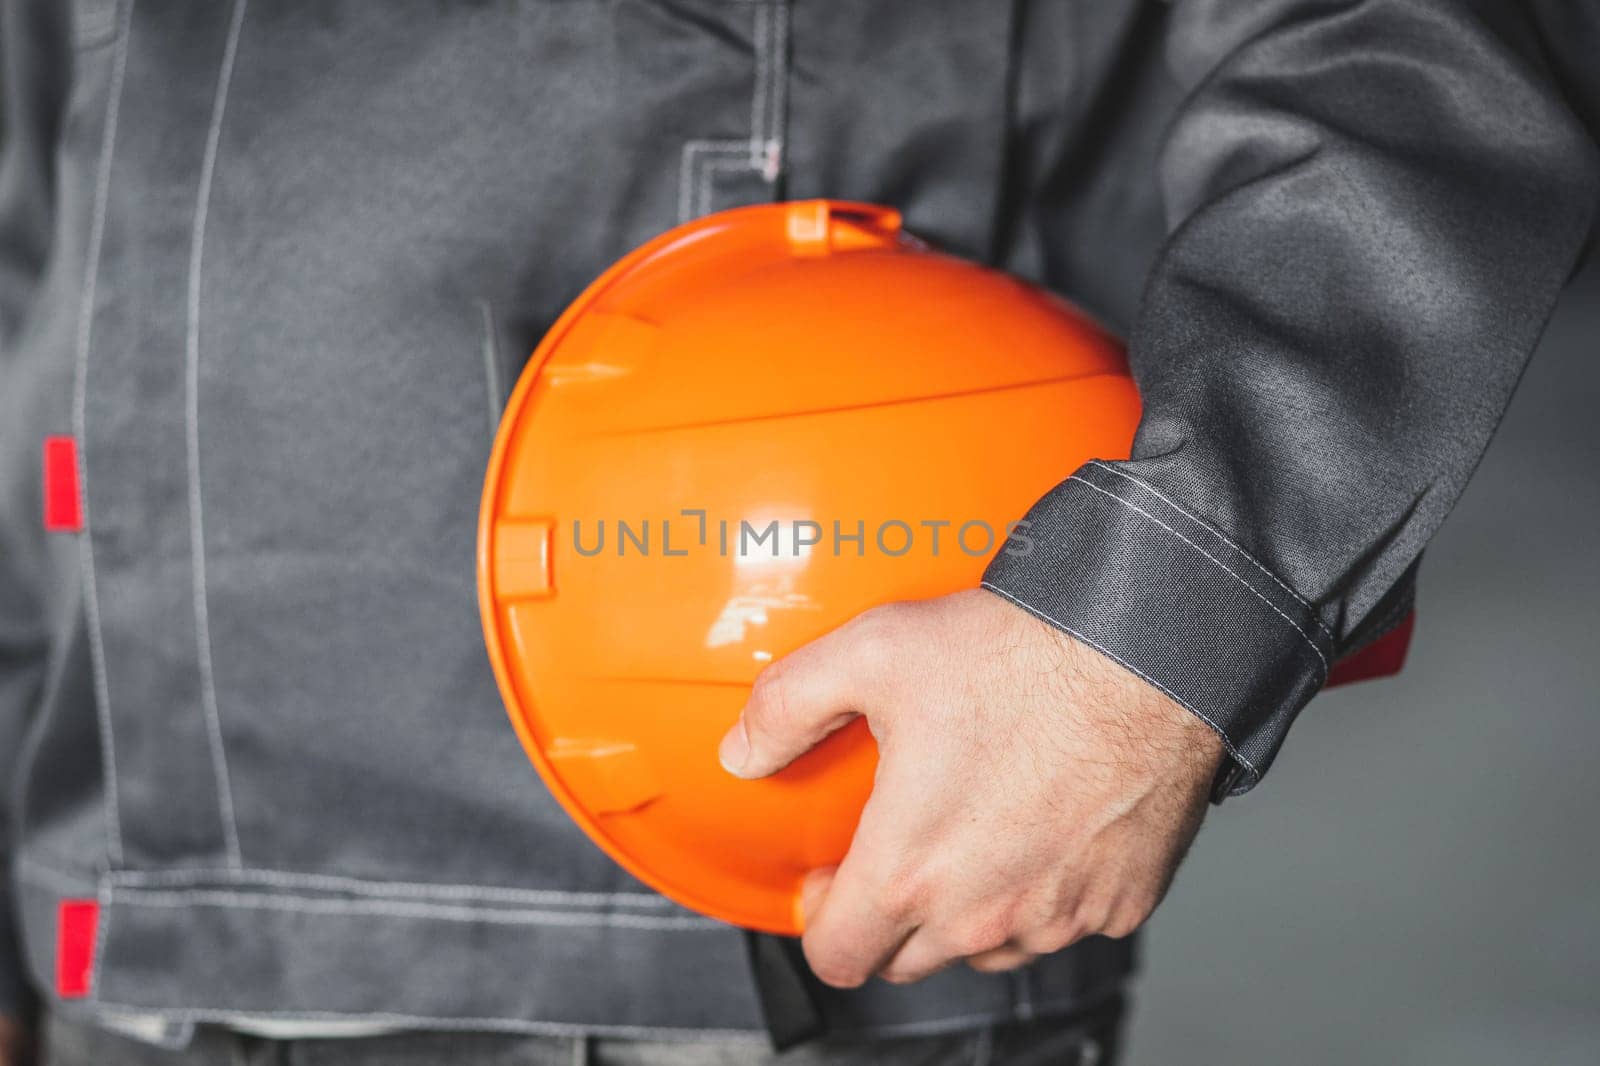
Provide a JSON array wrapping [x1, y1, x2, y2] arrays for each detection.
[[982, 461, 1336, 795]]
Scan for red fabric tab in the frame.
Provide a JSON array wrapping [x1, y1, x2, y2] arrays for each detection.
[[42, 436, 83, 531], [1326, 611, 1415, 688], [56, 899, 99, 999]]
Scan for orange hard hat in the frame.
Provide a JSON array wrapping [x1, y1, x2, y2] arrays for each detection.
[[477, 200, 1140, 935]]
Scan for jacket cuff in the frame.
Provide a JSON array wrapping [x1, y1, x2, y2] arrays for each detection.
[[982, 461, 1334, 796]]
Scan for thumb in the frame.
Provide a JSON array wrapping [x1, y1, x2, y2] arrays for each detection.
[[718, 619, 880, 779]]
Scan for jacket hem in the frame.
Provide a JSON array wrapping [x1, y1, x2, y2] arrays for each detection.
[[15, 857, 1135, 1041]]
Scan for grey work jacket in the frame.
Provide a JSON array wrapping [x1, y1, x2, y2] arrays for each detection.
[[1, 0, 1596, 1044]]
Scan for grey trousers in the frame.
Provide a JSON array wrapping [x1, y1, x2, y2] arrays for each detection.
[[41, 1005, 1123, 1066]]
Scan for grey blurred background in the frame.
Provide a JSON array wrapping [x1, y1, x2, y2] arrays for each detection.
[[1131, 264, 1600, 1064]]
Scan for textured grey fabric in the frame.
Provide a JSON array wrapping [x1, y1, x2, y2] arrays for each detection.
[[0, 0, 1595, 1045]]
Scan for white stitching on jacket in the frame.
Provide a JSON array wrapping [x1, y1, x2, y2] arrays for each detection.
[[103, 865, 674, 907], [1067, 475, 1330, 676], [106, 887, 722, 930], [769, 0, 788, 171], [21, 855, 679, 909], [76, 1006, 769, 1043], [479, 299, 504, 435], [677, 1, 786, 222], [68, 997, 1114, 1044], [750, 0, 768, 165], [186, 0, 249, 870], [748, 0, 787, 171], [1085, 461, 1335, 640], [72, 0, 137, 870], [678, 139, 747, 224], [980, 583, 1263, 781], [88, 878, 114, 1006]]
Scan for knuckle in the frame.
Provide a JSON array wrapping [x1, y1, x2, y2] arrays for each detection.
[[1037, 917, 1085, 954], [746, 666, 791, 727], [869, 862, 932, 922], [853, 640, 891, 681], [948, 912, 1013, 957], [1103, 901, 1152, 940], [848, 611, 902, 674], [1030, 904, 1094, 952], [1079, 899, 1114, 936]]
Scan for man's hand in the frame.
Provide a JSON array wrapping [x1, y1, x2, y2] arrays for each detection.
[[718, 588, 1225, 987]]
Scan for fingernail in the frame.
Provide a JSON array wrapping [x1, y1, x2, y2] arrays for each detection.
[[719, 718, 751, 777]]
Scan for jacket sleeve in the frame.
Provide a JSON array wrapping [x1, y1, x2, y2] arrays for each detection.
[[0, 0, 70, 1017], [983, 0, 1600, 795]]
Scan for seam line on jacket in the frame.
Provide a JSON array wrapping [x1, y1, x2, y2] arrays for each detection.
[[980, 582, 1261, 782], [479, 299, 504, 435], [1085, 460, 1335, 641], [186, 0, 249, 869], [18, 856, 678, 909], [87, 878, 113, 1006], [75, 1006, 768, 1042], [67, 997, 1112, 1043], [1066, 475, 1329, 677], [72, 0, 136, 869], [678, 139, 746, 223], [749, 0, 787, 172], [676, 1, 785, 222], [750, 0, 769, 164], [770, 1, 790, 174], [101, 865, 674, 907], [105, 888, 723, 930]]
